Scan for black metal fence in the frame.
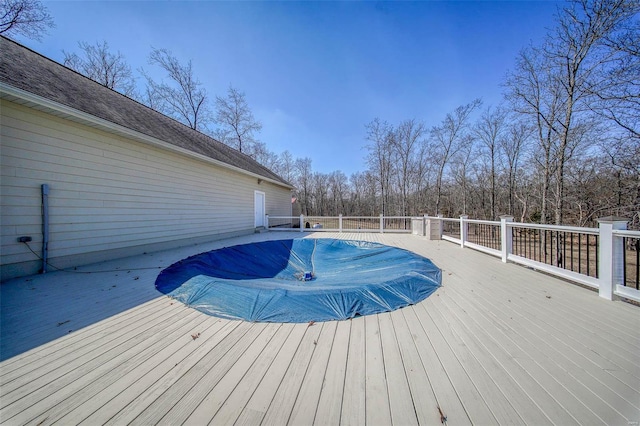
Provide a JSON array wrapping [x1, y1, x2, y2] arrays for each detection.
[[467, 222, 501, 251], [623, 237, 639, 289], [511, 227, 599, 279]]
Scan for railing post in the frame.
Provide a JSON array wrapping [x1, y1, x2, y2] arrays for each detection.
[[460, 215, 468, 248], [380, 214, 384, 234], [339, 214, 343, 233], [427, 216, 442, 240], [437, 214, 443, 239], [300, 214, 304, 232], [265, 214, 269, 229], [500, 215, 514, 263], [597, 216, 627, 300], [423, 214, 427, 237]]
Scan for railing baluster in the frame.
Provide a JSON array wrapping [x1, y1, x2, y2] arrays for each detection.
[[570, 232, 574, 272], [587, 235, 591, 277], [623, 236, 628, 287], [593, 235, 599, 278], [563, 231, 567, 270], [579, 234, 582, 274], [635, 239, 639, 290]]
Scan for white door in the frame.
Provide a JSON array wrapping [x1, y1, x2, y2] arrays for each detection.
[[254, 191, 265, 227]]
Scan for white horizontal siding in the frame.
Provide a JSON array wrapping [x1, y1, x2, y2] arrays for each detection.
[[1, 100, 291, 279]]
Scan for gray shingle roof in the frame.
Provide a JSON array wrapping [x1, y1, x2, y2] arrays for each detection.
[[0, 36, 291, 187]]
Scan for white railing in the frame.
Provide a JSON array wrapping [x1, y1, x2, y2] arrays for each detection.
[[441, 216, 502, 257], [431, 215, 639, 303], [266, 214, 415, 234]]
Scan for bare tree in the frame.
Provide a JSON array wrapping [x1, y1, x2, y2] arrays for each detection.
[[545, 0, 635, 225], [350, 171, 377, 216], [143, 48, 211, 132], [276, 150, 296, 183], [311, 172, 330, 215], [248, 141, 279, 170], [430, 99, 482, 215], [450, 135, 477, 216], [294, 157, 313, 216], [585, 0, 640, 140], [507, 0, 639, 226], [365, 118, 395, 216], [506, 46, 561, 224], [215, 85, 262, 154], [392, 119, 427, 217], [328, 170, 348, 215], [0, 0, 53, 40], [413, 139, 435, 214], [500, 121, 531, 216], [474, 106, 507, 219], [63, 41, 136, 97]]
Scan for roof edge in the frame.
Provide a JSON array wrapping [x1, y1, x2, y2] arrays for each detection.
[[0, 82, 294, 190]]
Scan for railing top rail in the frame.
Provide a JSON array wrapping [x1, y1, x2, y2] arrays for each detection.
[[381, 216, 415, 219], [305, 216, 340, 219], [339, 216, 380, 219], [270, 215, 437, 221], [508, 222, 599, 234], [270, 215, 619, 237], [464, 219, 500, 225], [613, 229, 640, 237]]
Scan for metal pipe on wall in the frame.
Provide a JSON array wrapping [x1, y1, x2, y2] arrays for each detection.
[[41, 184, 49, 273]]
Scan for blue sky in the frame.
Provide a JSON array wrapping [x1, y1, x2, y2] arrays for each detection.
[[19, 1, 561, 175]]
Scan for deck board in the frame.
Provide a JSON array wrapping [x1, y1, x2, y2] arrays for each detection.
[[231, 322, 308, 425], [288, 320, 336, 425], [313, 317, 350, 426], [186, 323, 294, 425], [341, 316, 366, 426], [1, 231, 639, 425], [399, 306, 473, 426], [258, 322, 323, 425], [377, 310, 418, 426], [363, 314, 392, 426]]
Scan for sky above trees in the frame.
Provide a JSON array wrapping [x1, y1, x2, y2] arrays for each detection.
[[12, 0, 562, 175]]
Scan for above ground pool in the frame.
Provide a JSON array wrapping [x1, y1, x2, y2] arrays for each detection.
[[155, 238, 441, 323]]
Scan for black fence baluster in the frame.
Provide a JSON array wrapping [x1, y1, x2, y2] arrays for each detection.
[[570, 233, 574, 272], [579, 235, 582, 274], [625, 238, 640, 290], [587, 235, 599, 278]]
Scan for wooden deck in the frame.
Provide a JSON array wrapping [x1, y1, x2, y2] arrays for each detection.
[[1, 232, 639, 425]]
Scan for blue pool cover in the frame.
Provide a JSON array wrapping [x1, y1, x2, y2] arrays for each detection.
[[155, 239, 441, 323]]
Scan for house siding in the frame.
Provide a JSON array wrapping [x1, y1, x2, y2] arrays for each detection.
[[1, 100, 292, 280]]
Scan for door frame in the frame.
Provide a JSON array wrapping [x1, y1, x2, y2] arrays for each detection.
[[254, 190, 266, 227]]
